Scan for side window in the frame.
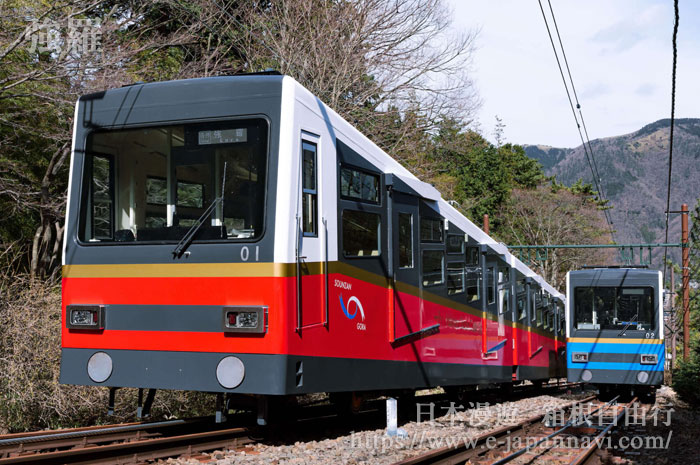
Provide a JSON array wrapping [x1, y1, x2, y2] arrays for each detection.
[[342, 210, 380, 257], [340, 166, 379, 203], [446, 234, 464, 254], [447, 261, 465, 295], [420, 217, 443, 242], [537, 305, 544, 327], [487, 266, 495, 304], [466, 247, 479, 266], [498, 267, 509, 284], [532, 290, 539, 323], [499, 287, 510, 315], [145, 176, 167, 228], [87, 154, 114, 240], [177, 180, 204, 208], [559, 309, 566, 335], [422, 250, 444, 287], [302, 141, 317, 236], [517, 280, 526, 321], [398, 213, 413, 268], [466, 268, 481, 302]]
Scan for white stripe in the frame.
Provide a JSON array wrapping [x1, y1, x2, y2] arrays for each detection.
[[62, 100, 80, 266]]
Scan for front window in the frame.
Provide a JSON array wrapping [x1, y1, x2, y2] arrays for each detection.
[[79, 119, 268, 243], [574, 287, 655, 331]]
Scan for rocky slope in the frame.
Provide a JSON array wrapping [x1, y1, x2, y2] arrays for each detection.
[[525, 118, 700, 265]]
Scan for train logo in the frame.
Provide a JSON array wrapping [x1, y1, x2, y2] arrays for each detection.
[[339, 295, 366, 330]]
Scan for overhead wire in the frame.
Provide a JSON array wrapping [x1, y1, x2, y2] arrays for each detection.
[[545, 0, 614, 238], [536, 0, 616, 243], [663, 0, 680, 286]]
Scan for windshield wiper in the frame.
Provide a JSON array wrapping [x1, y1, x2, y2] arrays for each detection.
[[172, 162, 227, 258], [617, 313, 638, 336]]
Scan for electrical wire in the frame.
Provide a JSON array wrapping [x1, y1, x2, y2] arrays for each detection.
[[536, 0, 616, 243], [663, 0, 680, 286], [545, 0, 614, 238]]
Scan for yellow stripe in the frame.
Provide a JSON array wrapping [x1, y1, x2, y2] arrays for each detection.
[[63, 262, 295, 278], [63, 261, 560, 339], [568, 337, 663, 344]]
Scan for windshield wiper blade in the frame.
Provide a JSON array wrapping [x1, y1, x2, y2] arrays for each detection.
[[172, 197, 223, 258], [172, 162, 227, 258], [617, 313, 638, 336]]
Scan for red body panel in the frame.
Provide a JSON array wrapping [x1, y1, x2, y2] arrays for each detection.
[[62, 270, 563, 374]]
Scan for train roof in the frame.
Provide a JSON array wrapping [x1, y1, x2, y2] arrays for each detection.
[[281, 76, 564, 302], [82, 74, 565, 302], [568, 268, 661, 287]]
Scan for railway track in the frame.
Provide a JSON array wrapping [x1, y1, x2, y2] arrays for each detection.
[[0, 381, 580, 465], [0, 417, 250, 465], [392, 394, 644, 465]]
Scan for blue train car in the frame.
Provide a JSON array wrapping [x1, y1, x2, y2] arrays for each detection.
[[566, 267, 664, 402]]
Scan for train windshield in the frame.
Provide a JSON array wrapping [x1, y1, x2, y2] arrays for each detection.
[[78, 119, 267, 243], [574, 287, 655, 331]]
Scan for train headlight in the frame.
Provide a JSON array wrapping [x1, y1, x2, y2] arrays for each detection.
[[234, 311, 258, 328], [222, 306, 267, 333], [572, 352, 589, 363], [216, 356, 245, 389], [637, 371, 650, 383], [66, 305, 104, 330], [640, 354, 658, 365], [87, 352, 113, 383]]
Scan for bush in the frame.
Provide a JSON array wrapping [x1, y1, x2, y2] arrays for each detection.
[[0, 278, 213, 433], [672, 336, 700, 407]]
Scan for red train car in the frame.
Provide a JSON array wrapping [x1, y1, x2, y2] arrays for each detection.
[[60, 74, 566, 419]]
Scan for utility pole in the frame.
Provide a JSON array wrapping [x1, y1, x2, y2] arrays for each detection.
[[670, 267, 676, 372], [681, 203, 690, 361]]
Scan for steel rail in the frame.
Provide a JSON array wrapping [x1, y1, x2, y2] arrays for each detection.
[[392, 395, 596, 465], [0, 418, 189, 447], [570, 397, 638, 465], [0, 421, 147, 441], [0, 426, 249, 465], [490, 395, 621, 465], [0, 381, 580, 464]]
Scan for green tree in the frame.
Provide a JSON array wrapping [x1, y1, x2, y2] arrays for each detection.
[[428, 117, 545, 228], [672, 198, 700, 405]]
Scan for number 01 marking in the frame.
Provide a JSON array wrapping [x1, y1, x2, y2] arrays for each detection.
[[240, 246, 260, 262]]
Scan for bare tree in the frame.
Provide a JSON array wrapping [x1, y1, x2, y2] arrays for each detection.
[[502, 185, 614, 291], [0, 0, 241, 279], [210, 0, 480, 129]]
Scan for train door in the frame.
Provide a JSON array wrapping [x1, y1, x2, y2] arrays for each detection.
[[513, 276, 529, 379], [481, 252, 499, 359], [494, 264, 510, 359], [296, 133, 326, 329], [391, 192, 421, 340]]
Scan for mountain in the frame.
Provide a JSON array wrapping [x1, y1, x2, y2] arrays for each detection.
[[524, 118, 700, 265]]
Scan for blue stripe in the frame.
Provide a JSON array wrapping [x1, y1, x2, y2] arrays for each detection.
[[567, 342, 664, 354], [566, 361, 664, 371], [567, 342, 665, 371]]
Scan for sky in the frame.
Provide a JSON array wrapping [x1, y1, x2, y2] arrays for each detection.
[[449, 0, 700, 147]]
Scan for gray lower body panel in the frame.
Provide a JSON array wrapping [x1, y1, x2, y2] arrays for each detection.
[[567, 367, 663, 386], [61, 348, 516, 394]]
